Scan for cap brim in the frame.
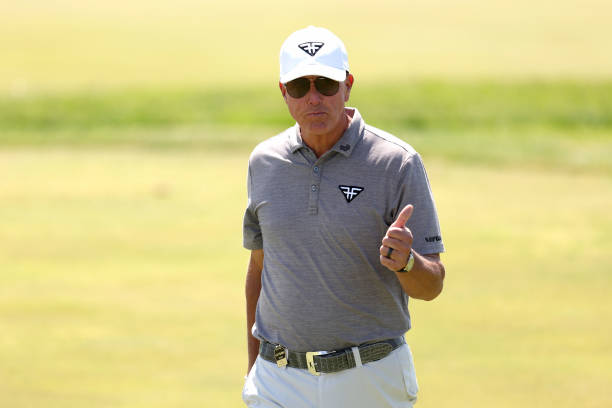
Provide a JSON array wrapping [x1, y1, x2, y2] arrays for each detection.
[[280, 63, 346, 83]]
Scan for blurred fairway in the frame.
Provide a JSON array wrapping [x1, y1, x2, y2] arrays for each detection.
[[2, 0, 612, 91], [1, 0, 612, 407], [2, 81, 611, 174]]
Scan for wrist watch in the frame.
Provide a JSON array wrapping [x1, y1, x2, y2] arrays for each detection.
[[397, 249, 415, 273]]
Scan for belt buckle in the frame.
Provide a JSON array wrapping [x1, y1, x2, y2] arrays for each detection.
[[305, 351, 324, 376]]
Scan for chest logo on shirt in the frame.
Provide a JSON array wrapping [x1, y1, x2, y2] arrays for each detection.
[[339, 185, 364, 203]]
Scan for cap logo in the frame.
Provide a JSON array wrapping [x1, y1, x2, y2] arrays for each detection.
[[298, 42, 324, 57]]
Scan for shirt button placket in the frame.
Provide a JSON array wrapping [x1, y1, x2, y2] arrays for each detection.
[[308, 164, 322, 215]]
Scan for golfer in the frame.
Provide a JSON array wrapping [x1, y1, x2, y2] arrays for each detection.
[[243, 26, 445, 407]]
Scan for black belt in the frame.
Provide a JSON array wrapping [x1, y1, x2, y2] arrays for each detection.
[[259, 337, 405, 375]]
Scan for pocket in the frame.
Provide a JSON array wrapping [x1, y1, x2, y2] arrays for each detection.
[[396, 344, 419, 401], [245, 356, 259, 380], [242, 356, 259, 404]]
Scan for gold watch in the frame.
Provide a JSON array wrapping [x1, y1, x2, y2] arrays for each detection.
[[397, 249, 414, 273]]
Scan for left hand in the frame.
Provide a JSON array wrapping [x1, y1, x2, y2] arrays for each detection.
[[380, 204, 414, 272]]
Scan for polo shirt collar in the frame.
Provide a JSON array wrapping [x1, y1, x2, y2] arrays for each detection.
[[288, 124, 304, 154], [288, 107, 365, 157], [330, 108, 363, 157]]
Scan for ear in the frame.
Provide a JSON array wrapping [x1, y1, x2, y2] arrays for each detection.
[[344, 74, 354, 102], [279, 82, 287, 101], [346, 73, 354, 87]]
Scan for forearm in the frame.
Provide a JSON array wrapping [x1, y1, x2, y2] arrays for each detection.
[[245, 249, 263, 374], [245, 277, 261, 373], [395, 251, 445, 301]]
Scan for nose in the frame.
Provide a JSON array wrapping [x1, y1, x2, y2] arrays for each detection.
[[305, 81, 322, 105]]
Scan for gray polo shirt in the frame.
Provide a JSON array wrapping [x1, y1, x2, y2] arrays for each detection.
[[244, 108, 444, 352]]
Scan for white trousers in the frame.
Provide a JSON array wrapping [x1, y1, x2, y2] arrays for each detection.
[[242, 343, 419, 408]]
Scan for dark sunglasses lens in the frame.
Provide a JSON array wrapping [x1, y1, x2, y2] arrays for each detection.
[[285, 78, 310, 98], [315, 77, 340, 96]]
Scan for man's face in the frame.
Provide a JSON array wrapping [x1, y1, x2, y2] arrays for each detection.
[[280, 74, 354, 138]]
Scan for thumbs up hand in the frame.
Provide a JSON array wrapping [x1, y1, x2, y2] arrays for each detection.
[[380, 204, 414, 272]]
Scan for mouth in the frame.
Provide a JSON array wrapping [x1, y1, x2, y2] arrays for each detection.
[[306, 111, 327, 118]]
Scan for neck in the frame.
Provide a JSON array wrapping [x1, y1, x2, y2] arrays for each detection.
[[301, 110, 351, 158]]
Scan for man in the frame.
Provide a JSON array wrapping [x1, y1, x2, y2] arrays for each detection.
[[242, 26, 445, 408]]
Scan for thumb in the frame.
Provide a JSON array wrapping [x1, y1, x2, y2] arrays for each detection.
[[391, 204, 414, 228]]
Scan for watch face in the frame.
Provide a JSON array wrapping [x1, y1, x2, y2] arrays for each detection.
[[406, 254, 415, 270], [398, 251, 414, 273]]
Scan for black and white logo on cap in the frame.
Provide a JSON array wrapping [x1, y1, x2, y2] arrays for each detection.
[[298, 42, 324, 56], [339, 185, 364, 203]]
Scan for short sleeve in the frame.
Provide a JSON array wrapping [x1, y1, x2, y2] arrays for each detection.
[[394, 154, 445, 255], [243, 163, 263, 250]]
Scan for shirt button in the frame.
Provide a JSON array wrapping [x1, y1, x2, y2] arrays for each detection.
[[313, 166, 319, 173], [311, 185, 318, 192]]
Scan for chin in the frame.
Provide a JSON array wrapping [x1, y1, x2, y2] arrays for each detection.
[[308, 123, 330, 134]]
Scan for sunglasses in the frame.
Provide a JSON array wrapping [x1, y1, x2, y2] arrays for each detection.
[[284, 77, 340, 98]]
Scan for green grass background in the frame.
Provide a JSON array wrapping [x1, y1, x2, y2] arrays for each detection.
[[1, 0, 611, 407]]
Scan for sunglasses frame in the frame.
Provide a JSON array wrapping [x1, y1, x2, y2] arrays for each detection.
[[284, 76, 341, 98]]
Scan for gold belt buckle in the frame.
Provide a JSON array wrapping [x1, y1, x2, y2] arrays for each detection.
[[305, 351, 324, 376]]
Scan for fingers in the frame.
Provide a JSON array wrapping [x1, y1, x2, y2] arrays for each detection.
[[391, 204, 414, 228], [381, 204, 414, 272], [379, 252, 406, 272], [384, 246, 394, 259], [380, 235, 412, 255], [380, 234, 412, 269]]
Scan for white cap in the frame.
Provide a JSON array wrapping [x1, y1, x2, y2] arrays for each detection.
[[279, 26, 349, 84]]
